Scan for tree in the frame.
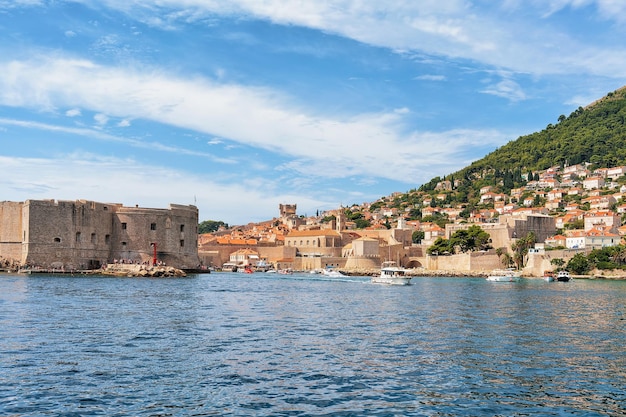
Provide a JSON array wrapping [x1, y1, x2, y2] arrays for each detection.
[[354, 218, 371, 229], [427, 237, 451, 255], [198, 220, 228, 234], [567, 253, 591, 274], [448, 225, 492, 253], [510, 232, 536, 269], [412, 230, 425, 244], [550, 258, 565, 270], [500, 253, 513, 268]]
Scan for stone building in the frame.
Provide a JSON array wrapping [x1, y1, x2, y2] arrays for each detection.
[[0, 199, 199, 269]]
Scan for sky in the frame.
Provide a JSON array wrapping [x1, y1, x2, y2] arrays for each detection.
[[1, 1, 626, 225]]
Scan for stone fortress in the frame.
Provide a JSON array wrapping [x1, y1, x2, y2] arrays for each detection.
[[0, 199, 200, 270]]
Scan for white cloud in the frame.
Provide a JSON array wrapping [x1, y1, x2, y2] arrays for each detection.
[[71, 0, 626, 78], [66, 108, 81, 117], [94, 113, 109, 126], [415, 74, 446, 81], [0, 117, 237, 163], [0, 56, 509, 182], [117, 119, 131, 127], [481, 79, 527, 102], [0, 153, 330, 224]]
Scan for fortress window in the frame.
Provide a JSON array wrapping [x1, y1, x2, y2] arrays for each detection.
[[103, 206, 108, 211], [180, 240, 185, 247], [105, 234, 110, 244], [151, 223, 157, 231], [180, 224, 185, 232], [91, 233, 96, 244], [121, 222, 127, 230], [122, 242, 127, 247], [76, 232, 81, 242], [54, 237, 61, 243]]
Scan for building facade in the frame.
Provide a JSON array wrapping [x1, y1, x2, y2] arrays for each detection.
[[0, 199, 199, 269]]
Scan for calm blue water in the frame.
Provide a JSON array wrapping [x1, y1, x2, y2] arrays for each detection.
[[1, 272, 625, 416]]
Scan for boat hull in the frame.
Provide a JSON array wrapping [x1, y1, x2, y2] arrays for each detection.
[[371, 276, 412, 285], [486, 275, 521, 282]]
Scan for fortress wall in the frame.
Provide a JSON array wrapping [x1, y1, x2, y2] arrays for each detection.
[[0, 201, 24, 262], [424, 251, 501, 273], [23, 200, 116, 268], [114, 204, 199, 268], [1, 199, 199, 269]]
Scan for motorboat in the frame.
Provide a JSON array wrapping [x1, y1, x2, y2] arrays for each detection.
[[543, 271, 555, 282], [372, 261, 411, 285], [556, 270, 571, 282], [321, 268, 345, 278], [486, 268, 521, 282]]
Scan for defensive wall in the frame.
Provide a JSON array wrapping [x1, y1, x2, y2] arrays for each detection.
[[420, 250, 502, 274], [0, 199, 199, 269]]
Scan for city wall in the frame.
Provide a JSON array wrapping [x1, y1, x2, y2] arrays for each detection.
[[421, 250, 502, 274], [0, 201, 23, 261], [0, 199, 199, 269]]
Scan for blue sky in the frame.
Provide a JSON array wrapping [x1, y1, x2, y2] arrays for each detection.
[[1, 1, 625, 225]]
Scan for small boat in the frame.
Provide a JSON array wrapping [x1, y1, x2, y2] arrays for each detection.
[[543, 271, 555, 282], [556, 270, 571, 282], [321, 268, 345, 277], [277, 268, 293, 275], [372, 261, 411, 285], [486, 268, 521, 282]]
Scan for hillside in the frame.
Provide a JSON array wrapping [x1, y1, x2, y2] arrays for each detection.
[[415, 86, 626, 205]]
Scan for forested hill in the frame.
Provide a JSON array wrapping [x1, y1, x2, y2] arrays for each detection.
[[419, 86, 626, 198]]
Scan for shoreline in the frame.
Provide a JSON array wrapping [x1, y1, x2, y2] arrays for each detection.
[[4, 267, 626, 280]]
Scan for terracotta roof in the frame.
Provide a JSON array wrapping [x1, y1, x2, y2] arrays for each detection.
[[286, 230, 341, 237]]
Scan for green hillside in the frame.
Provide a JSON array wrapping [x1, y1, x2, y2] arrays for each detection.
[[465, 85, 626, 173], [418, 86, 626, 202]]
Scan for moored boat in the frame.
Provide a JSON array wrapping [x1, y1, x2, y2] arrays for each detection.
[[486, 268, 521, 282], [556, 270, 571, 282], [372, 261, 411, 285]]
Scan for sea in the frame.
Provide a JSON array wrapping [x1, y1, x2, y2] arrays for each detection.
[[1, 272, 625, 416]]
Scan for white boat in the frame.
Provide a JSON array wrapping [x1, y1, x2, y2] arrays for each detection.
[[321, 268, 345, 277], [556, 270, 571, 282], [486, 268, 521, 282], [372, 261, 411, 285]]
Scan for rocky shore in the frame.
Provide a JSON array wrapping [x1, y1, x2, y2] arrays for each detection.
[[101, 264, 187, 277]]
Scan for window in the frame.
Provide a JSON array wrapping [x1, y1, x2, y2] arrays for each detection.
[[76, 232, 81, 242], [54, 237, 61, 243], [105, 234, 110, 245], [121, 222, 127, 230], [180, 224, 185, 232], [91, 233, 96, 244], [121, 242, 127, 247], [180, 240, 184, 247], [150, 223, 157, 231]]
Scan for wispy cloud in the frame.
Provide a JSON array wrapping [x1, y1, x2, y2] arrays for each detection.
[[415, 74, 447, 81], [67, 0, 626, 78], [0, 153, 330, 224], [0, 117, 236, 163], [481, 79, 527, 102], [0, 56, 510, 182]]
